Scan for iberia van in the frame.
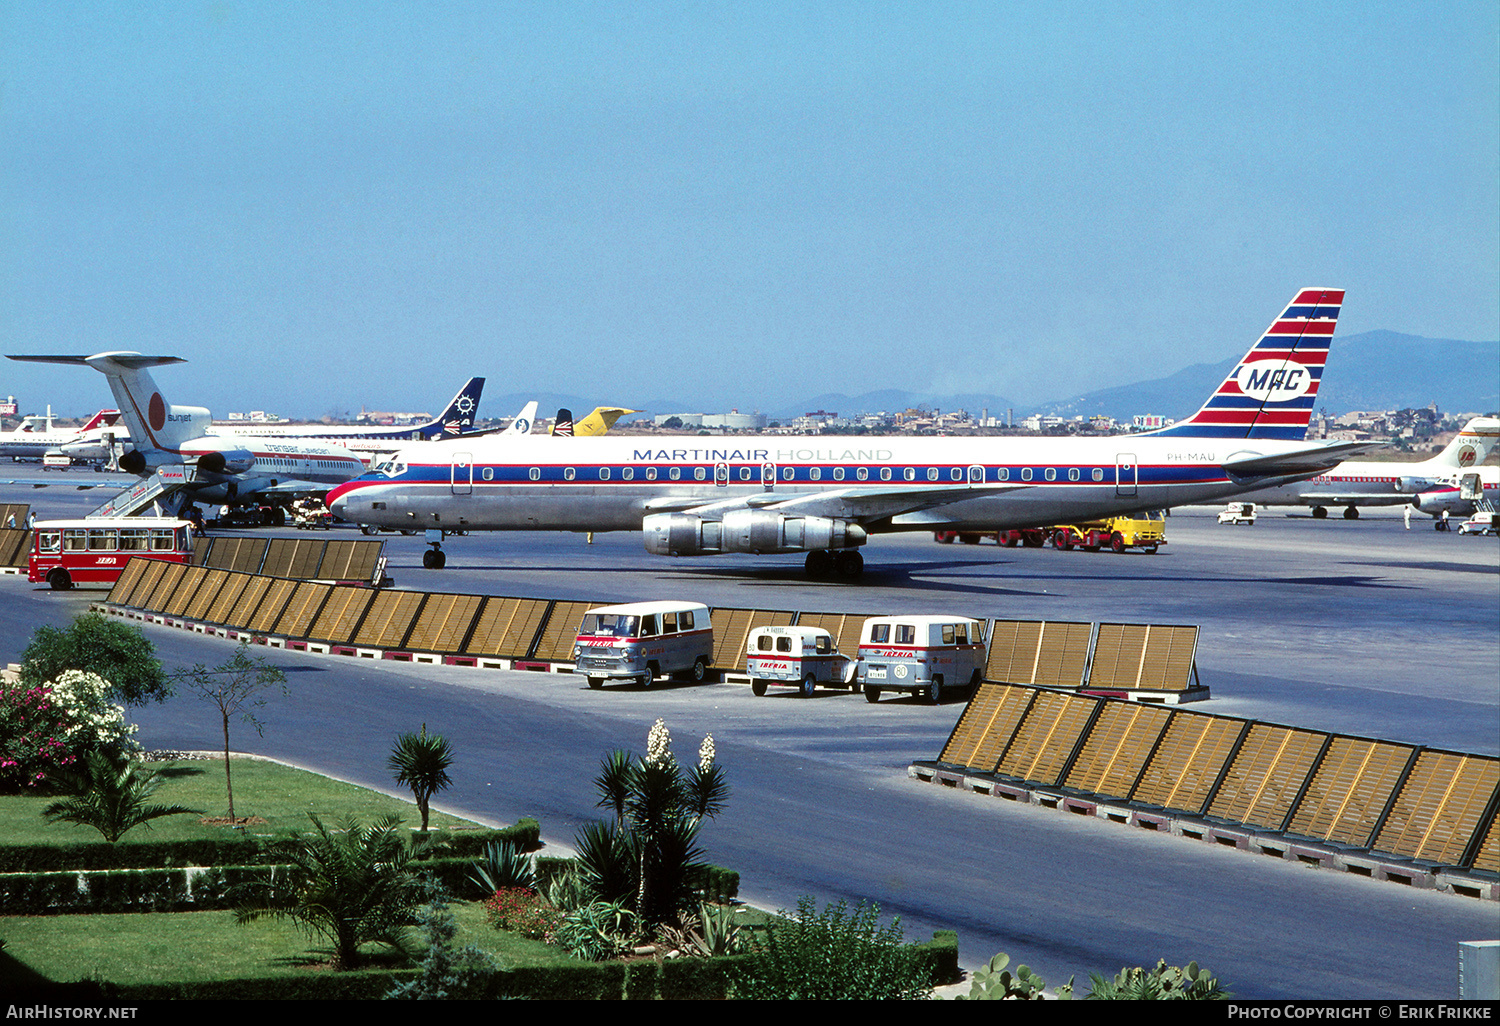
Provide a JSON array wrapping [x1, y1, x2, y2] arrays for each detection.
[[855, 614, 986, 704], [745, 625, 856, 697], [571, 601, 714, 689]]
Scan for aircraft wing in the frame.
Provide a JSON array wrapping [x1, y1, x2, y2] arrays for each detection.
[[1224, 441, 1385, 482], [644, 483, 1031, 523]]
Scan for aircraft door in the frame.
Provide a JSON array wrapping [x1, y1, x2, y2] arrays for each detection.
[[1115, 454, 1137, 497], [762, 462, 776, 491], [1460, 472, 1482, 501], [715, 462, 729, 487], [451, 453, 473, 495]]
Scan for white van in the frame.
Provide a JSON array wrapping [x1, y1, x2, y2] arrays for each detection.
[[571, 601, 714, 689], [855, 615, 987, 704], [746, 625, 856, 697]]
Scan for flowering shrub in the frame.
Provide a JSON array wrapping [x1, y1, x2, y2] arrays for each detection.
[[0, 670, 138, 791], [483, 887, 563, 941]]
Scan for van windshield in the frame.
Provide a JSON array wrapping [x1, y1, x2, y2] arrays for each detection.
[[580, 614, 639, 638]]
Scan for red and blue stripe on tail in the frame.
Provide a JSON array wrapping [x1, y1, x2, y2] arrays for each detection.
[[1154, 287, 1344, 440]]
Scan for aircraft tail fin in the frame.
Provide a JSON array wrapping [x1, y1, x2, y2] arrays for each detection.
[[434, 377, 485, 437], [551, 408, 574, 437], [575, 406, 638, 436], [6, 352, 207, 456], [1433, 417, 1500, 472], [1153, 288, 1344, 440], [499, 401, 537, 436]]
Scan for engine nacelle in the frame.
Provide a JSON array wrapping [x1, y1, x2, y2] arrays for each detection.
[[643, 511, 867, 556], [183, 441, 257, 476], [1415, 488, 1471, 518]]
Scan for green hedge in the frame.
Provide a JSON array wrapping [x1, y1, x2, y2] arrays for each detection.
[[0, 819, 539, 874], [6, 932, 959, 1000]]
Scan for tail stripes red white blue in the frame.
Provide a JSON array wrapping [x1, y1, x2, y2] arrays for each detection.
[[1154, 287, 1344, 440]]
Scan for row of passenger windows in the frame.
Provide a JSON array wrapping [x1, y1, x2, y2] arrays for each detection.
[[482, 466, 1113, 483]]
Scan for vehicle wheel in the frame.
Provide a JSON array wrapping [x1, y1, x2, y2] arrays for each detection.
[[1312, 506, 1328, 519], [690, 657, 708, 684], [835, 549, 864, 579], [805, 549, 833, 578], [1142, 544, 1158, 554], [1111, 532, 1126, 554], [1344, 507, 1360, 520], [47, 568, 72, 591], [587, 676, 603, 690], [361, 525, 379, 536], [640, 672, 652, 688], [864, 686, 881, 703], [751, 678, 768, 696], [1001, 534, 1019, 547], [800, 674, 817, 698], [929, 675, 943, 704], [935, 532, 953, 544], [401, 529, 418, 536]]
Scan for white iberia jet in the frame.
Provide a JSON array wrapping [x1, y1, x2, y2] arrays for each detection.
[[0, 409, 124, 462], [328, 287, 1375, 576], [1227, 416, 1500, 519]]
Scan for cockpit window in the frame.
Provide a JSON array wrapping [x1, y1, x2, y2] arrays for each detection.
[[375, 459, 407, 478]]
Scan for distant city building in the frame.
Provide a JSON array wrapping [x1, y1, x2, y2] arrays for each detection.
[[654, 410, 766, 430], [1132, 414, 1168, 429]]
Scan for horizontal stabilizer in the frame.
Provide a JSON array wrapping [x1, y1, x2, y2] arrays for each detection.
[[1224, 441, 1383, 481], [8, 353, 186, 370]]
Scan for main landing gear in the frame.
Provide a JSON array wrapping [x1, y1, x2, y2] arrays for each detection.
[[805, 548, 864, 580]]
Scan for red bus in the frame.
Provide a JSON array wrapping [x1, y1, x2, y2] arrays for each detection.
[[29, 519, 193, 590]]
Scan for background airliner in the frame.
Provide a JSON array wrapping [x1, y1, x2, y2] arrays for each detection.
[[329, 287, 1375, 576], [1227, 416, 1500, 519]]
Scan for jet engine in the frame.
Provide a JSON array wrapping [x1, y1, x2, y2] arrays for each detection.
[[183, 441, 257, 476], [643, 510, 867, 556]]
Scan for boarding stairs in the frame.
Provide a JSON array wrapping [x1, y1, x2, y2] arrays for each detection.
[[87, 465, 197, 519]]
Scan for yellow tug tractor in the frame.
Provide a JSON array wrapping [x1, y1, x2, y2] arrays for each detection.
[[1047, 511, 1167, 553]]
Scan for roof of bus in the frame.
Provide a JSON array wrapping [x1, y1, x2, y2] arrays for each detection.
[[583, 600, 711, 616], [32, 519, 191, 528]]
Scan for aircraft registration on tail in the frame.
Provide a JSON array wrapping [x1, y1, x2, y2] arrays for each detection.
[[328, 287, 1374, 576]]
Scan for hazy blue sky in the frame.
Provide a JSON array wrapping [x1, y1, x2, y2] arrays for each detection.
[[3, 1, 1497, 418]]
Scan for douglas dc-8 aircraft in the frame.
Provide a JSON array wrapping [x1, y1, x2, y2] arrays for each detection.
[[329, 288, 1373, 576]]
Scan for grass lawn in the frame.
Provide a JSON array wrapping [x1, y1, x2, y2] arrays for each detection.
[[0, 756, 484, 846], [0, 901, 574, 988]]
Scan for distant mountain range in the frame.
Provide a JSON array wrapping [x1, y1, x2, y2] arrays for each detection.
[[484, 330, 1499, 427]]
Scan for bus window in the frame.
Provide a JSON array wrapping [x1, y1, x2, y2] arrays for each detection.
[[37, 530, 61, 553], [64, 530, 86, 551], [119, 530, 148, 550], [895, 624, 916, 645], [150, 530, 177, 551], [87, 530, 117, 551]]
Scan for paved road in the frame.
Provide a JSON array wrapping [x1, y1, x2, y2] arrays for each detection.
[[1, 473, 1496, 998]]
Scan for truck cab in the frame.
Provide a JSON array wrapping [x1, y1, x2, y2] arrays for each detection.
[[572, 601, 714, 689], [746, 625, 856, 697], [855, 615, 987, 704]]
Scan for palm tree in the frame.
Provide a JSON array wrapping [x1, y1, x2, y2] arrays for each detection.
[[388, 725, 453, 833], [41, 750, 201, 843], [235, 813, 427, 970]]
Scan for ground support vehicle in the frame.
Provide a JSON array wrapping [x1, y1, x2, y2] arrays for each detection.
[[1050, 512, 1166, 553], [29, 518, 192, 590], [1218, 502, 1257, 526], [746, 625, 856, 697], [291, 498, 335, 529], [571, 601, 713, 689], [1458, 510, 1496, 535], [933, 529, 1048, 546], [855, 615, 986, 704]]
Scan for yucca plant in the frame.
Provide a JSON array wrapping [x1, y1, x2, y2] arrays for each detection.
[[468, 839, 535, 897], [41, 750, 201, 843], [388, 724, 453, 833]]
